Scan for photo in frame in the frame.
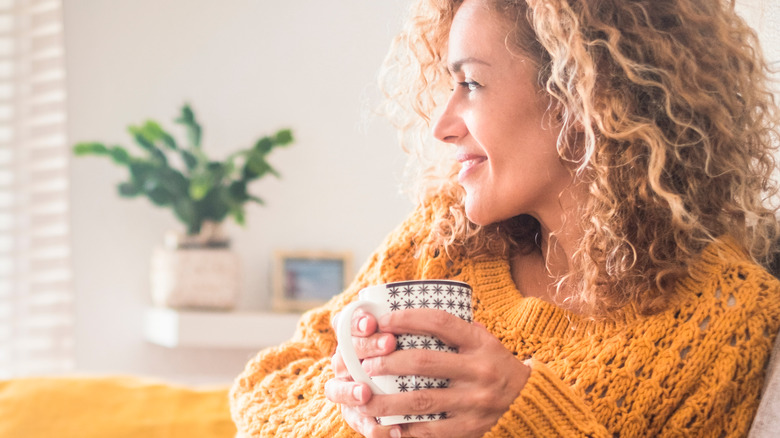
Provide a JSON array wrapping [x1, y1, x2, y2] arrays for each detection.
[[272, 250, 353, 312]]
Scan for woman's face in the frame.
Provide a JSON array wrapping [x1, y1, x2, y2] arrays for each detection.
[[434, 0, 573, 227]]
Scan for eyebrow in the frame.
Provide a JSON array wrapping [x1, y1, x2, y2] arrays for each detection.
[[448, 57, 492, 74]]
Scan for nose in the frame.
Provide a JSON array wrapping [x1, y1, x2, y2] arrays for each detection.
[[433, 95, 467, 144]]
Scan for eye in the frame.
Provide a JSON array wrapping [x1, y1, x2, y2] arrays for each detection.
[[458, 80, 481, 91]]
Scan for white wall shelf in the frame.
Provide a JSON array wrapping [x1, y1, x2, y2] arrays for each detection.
[[144, 308, 302, 349]]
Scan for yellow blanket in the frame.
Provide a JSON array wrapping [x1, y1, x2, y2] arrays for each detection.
[[0, 375, 236, 438]]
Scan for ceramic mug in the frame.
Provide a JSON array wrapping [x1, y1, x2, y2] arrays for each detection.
[[336, 279, 473, 425]]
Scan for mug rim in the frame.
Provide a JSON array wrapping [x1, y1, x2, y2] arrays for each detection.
[[373, 279, 471, 289], [357, 279, 472, 301]]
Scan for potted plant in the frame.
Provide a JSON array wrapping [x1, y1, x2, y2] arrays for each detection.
[[73, 103, 294, 310]]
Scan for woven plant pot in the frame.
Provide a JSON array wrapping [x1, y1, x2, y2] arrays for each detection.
[[150, 247, 241, 310], [150, 224, 241, 310]]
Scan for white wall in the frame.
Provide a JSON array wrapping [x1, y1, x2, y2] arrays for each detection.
[[736, 0, 780, 206], [65, 1, 412, 384], [65, 0, 780, 386], [736, 0, 780, 65]]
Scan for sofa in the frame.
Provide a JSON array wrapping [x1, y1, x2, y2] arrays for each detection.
[[0, 337, 778, 437], [0, 375, 235, 438]]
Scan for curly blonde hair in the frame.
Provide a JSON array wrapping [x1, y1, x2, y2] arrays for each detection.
[[380, 0, 780, 315]]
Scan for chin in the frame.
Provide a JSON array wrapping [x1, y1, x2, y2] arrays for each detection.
[[464, 199, 496, 227], [464, 194, 522, 227]]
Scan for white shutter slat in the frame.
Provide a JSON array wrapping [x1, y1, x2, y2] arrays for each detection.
[[0, 0, 70, 378], [27, 121, 65, 140]]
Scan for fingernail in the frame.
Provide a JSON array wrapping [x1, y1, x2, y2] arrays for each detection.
[[352, 385, 363, 402], [378, 335, 388, 350], [390, 427, 402, 438], [357, 316, 368, 333]]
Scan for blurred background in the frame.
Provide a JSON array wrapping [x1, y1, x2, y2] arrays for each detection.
[[1, 0, 778, 387], [67, 0, 412, 384]]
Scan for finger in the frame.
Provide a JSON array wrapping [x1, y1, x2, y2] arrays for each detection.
[[402, 414, 492, 438], [378, 308, 482, 350], [324, 378, 371, 407], [359, 388, 466, 419], [331, 350, 350, 379], [352, 309, 379, 336], [332, 309, 378, 336], [333, 333, 396, 377], [331, 341, 401, 381], [361, 349, 473, 381], [352, 332, 396, 359], [341, 405, 402, 438]]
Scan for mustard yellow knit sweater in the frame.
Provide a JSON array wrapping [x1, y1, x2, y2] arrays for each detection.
[[230, 198, 780, 437]]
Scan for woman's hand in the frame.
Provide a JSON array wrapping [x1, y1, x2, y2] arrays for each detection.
[[364, 308, 531, 437], [325, 309, 401, 437], [327, 308, 531, 437]]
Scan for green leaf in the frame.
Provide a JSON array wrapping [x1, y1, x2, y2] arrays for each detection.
[[241, 163, 258, 180], [174, 104, 202, 148], [129, 163, 175, 206], [149, 147, 168, 166], [274, 129, 294, 145], [207, 161, 226, 182], [197, 187, 230, 223], [181, 150, 198, 170], [221, 158, 236, 175], [228, 180, 247, 201], [129, 161, 156, 183], [109, 146, 131, 165], [254, 137, 274, 155], [73, 142, 109, 156], [117, 181, 140, 197], [142, 120, 178, 150], [189, 184, 210, 202], [173, 199, 199, 234], [230, 206, 246, 226], [189, 172, 213, 201], [128, 126, 155, 152], [128, 127, 168, 165], [159, 168, 189, 198], [242, 151, 275, 180], [146, 185, 172, 206], [188, 124, 202, 149], [141, 120, 164, 140], [176, 104, 195, 123], [160, 132, 177, 150]]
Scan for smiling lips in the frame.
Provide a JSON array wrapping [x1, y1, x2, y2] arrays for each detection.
[[456, 152, 487, 182]]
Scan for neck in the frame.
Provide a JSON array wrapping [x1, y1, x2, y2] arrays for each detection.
[[512, 180, 588, 309], [539, 178, 588, 270]]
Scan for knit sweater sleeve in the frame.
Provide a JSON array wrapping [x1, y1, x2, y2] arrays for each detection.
[[485, 358, 610, 437], [229, 202, 431, 437]]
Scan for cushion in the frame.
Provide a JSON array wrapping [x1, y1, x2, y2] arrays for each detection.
[[0, 375, 236, 438], [749, 330, 780, 437]]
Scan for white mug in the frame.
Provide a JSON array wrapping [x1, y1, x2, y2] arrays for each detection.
[[336, 279, 473, 425]]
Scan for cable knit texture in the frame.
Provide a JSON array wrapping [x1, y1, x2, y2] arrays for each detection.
[[230, 197, 780, 437]]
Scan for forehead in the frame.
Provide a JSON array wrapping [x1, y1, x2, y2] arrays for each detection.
[[447, 0, 513, 64]]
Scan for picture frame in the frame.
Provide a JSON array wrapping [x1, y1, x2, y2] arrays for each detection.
[[272, 250, 353, 312]]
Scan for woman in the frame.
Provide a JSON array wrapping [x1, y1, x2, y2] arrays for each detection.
[[230, 0, 780, 436]]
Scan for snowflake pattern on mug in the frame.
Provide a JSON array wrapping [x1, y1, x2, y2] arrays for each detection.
[[385, 281, 472, 324], [375, 280, 472, 426]]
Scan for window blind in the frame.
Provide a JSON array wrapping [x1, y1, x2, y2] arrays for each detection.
[[0, 0, 71, 378]]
